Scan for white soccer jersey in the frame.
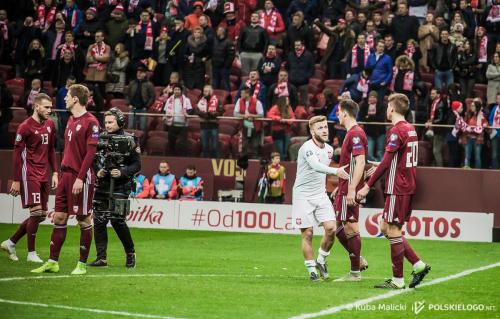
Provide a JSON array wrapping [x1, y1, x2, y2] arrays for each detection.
[[292, 139, 336, 200]]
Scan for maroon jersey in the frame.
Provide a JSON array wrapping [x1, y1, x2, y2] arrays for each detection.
[[383, 121, 418, 195], [337, 125, 368, 195], [61, 112, 99, 183], [13, 117, 57, 182]]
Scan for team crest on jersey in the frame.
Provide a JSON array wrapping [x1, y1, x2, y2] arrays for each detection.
[[92, 125, 99, 133], [76, 124, 82, 131], [352, 137, 360, 144], [73, 206, 79, 213], [15, 134, 22, 142], [390, 134, 398, 141], [35, 130, 39, 134], [136, 146, 141, 153], [47, 126, 51, 133]]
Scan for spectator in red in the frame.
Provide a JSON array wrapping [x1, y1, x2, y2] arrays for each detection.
[[234, 86, 264, 159], [267, 95, 295, 160], [196, 84, 224, 158], [150, 161, 178, 199], [36, 0, 57, 32], [218, 2, 245, 43], [258, 0, 285, 42], [236, 70, 267, 109], [178, 165, 204, 201], [464, 99, 488, 169], [184, 1, 212, 31]]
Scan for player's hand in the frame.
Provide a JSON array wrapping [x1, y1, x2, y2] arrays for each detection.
[[72, 178, 84, 195], [157, 194, 166, 199], [365, 166, 377, 178], [356, 184, 370, 201], [51, 173, 58, 189], [110, 169, 121, 178], [97, 169, 106, 178], [10, 181, 20, 197], [347, 187, 358, 206], [330, 187, 338, 199], [336, 164, 349, 180]]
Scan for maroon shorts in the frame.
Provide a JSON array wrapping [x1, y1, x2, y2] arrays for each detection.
[[20, 180, 49, 211], [334, 195, 359, 223], [383, 194, 413, 225], [54, 172, 94, 216]]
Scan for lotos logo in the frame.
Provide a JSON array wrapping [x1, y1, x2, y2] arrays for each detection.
[[365, 212, 385, 237]]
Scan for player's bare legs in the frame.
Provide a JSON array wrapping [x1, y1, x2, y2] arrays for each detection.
[[2, 204, 46, 262], [375, 221, 430, 289], [315, 220, 336, 280], [300, 227, 320, 281]]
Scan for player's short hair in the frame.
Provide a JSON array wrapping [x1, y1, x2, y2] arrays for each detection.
[[388, 93, 409, 115], [68, 84, 90, 106], [270, 152, 280, 159], [339, 99, 359, 119], [308, 115, 327, 130], [33, 93, 52, 105]]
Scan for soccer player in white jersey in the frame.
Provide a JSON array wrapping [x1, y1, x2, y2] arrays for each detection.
[[292, 116, 349, 282]]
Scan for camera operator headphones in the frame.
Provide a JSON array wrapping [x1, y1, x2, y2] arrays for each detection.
[[106, 108, 126, 128]]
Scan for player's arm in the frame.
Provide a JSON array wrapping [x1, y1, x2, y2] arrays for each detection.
[[168, 178, 178, 199], [347, 154, 365, 206], [356, 151, 396, 200], [137, 178, 150, 199], [10, 128, 26, 196], [304, 148, 348, 178]]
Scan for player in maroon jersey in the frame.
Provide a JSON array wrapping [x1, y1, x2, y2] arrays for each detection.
[[357, 93, 431, 289], [332, 99, 369, 281], [1, 93, 58, 263], [32, 84, 100, 275]]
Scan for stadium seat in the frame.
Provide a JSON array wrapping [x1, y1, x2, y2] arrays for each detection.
[[223, 103, 235, 116], [474, 84, 487, 100], [213, 89, 230, 104], [307, 84, 320, 95], [109, 99, 128, 110], [230, 134, 241, 157], [421, 72, 434, 84], [218, 123, 238, 136], [145, 136, 168, 155], [43, 81, 54, 96], [187, 117, 201, 132], [147, 117, 164, 131], [418, 140, 432, 166], [148, 130, 168, 139], [7, 85, 24, 97], [294, 106, 309, 119], [315, 93, 325, 108], [308, 78, 323, 89], [124, 129, 145, 144], [11, 108, 28, 122], [218, 133, 232, 157], [186, 89, 200, 105], [313, 69, 326, 80], [182, 137, 200, 156], [230, 90, 238, 103], [261, 136, 275, 159], [5, 78, 24, 87]]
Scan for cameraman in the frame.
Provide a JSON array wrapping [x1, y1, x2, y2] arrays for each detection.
[[89, 108, 141, 268]]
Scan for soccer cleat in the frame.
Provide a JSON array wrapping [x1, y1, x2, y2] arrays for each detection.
[[27, 252, 44, 263], [360, 256, 369, 271], [336, 272, 361, 282], [309, 272, 321, 282], [126, 253, 136, 268], [71, 261, 87, 275], [1, 240, 18, 261], [409, 264, 431, 288], [31, 261, 59, 273], [315, 261, 329, 279], [88, 259, 108, 267], [374, 279, 405, 289]]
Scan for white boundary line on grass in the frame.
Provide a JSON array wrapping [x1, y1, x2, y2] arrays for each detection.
[[0, 298, 182, 319], [289, 261, 500, 319]]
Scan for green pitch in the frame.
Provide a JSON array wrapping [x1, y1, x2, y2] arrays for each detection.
[[0, 224, 499, 319]]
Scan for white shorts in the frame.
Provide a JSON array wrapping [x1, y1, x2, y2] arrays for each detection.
[[291, 195, 335, 229]]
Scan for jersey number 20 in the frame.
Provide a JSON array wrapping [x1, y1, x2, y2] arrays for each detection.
[[406, 141, 418, 168]]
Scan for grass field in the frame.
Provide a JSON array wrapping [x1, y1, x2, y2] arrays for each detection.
[[0, 224, 499, 319]]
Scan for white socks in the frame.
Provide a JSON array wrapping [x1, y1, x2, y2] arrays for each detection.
[[304, 260, 317, 274], [392, 277, 405, 287], [413, 260, 426, 271], [317, 248, 330, 265]]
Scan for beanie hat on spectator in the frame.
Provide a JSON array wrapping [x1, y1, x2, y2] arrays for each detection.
[[161, 26, 168, 33], [338, 18, 346, 25], [224, 2, 235, 14], [193, 1, 204, 8], [368, 91, 378, 98], [451, 101, 462, 111], [113, 4, 125, 13], [87, 7, 97, 16]]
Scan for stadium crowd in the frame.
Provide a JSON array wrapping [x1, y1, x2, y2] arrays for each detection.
[[0, 0, 499, 169]]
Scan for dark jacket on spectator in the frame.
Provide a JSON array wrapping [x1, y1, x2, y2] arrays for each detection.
[[286, 0, 317, 24], [286, 50, 314, 87], [127, 20, 159, 61], [390, 14, 419, 47], [105, 16, 129, 49], [238, 24, 268, 53], [429, 42, 457, 71], [319, 0, 347, 22], [257, 55, 282, 87], [13, 24, 41, 72], [428, 96, 448, 134], [359, 99, 385, 137], [0, 83, 13, 124], [77, 17, 103, 51], [52, 56, 84, 88], [212, 35, 235, 69], [126, 79, 156, 110], [166, 28, 190, 70], [284, 22, 315, 53]]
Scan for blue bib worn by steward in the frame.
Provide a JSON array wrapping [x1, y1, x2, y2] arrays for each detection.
[[151, 174, 176, 197], [178, 176, 203, 200]]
